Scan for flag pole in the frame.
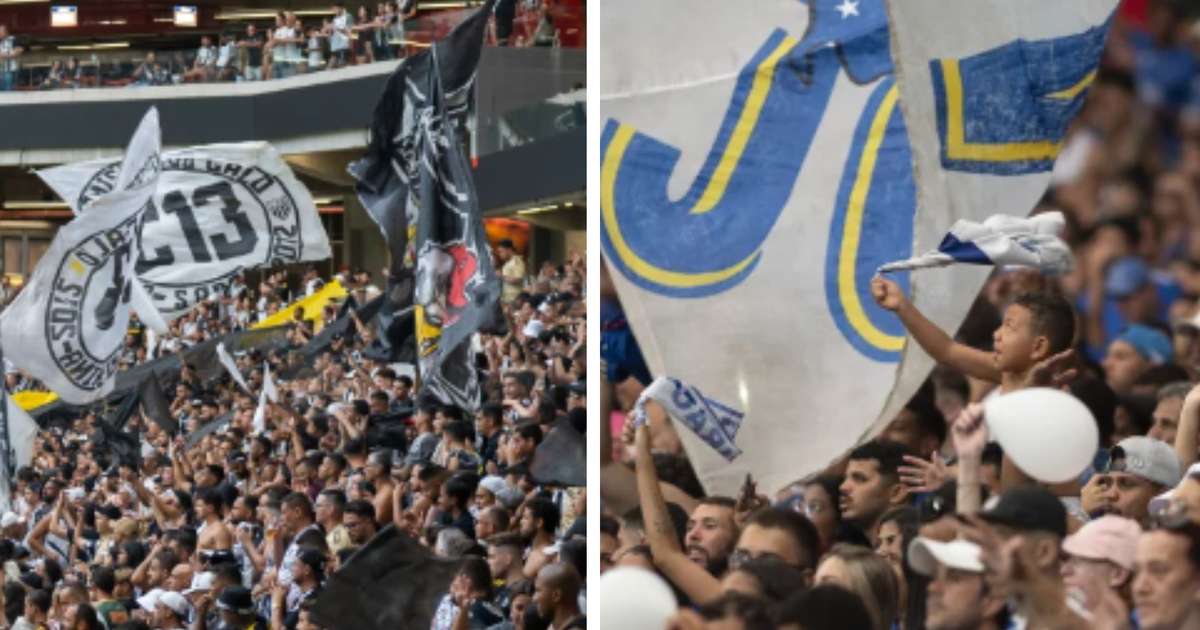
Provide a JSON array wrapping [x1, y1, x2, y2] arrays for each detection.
[[0, 341, 12, 511]]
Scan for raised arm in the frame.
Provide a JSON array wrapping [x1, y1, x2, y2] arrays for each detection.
[[871, 276, 1001, 382], [1176, 382, 1200, 469], [635, 422, 724, 605]]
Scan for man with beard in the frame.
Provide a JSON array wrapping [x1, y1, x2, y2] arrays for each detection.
[[520, 497, 560, 580], [532, 562, 584, 630], [342, 499, 377, 548], [682, 497, 738, 576], [487, 533, 526, 615], [1091, 436, 1183, 524]]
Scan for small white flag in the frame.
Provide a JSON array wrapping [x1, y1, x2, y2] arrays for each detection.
[[633, 376, 745, 461], [262, 361, 279, 404], [216, 343, 250, 394], [879, 212, 1073, 274], [251, 388, 269, 435]]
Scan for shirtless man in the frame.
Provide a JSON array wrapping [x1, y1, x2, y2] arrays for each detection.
[[363, 450, 395, 525], [195, 487, 233, 554], [520, 497, 560, 580]]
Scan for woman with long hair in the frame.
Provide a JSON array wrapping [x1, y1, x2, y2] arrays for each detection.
[[813, 543, 900, 630], [877, 506, 928, 630]]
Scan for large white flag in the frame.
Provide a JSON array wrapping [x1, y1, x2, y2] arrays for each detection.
[[38, 142, 332, 319], [601, 0, 1115, 494], [0, 109, 162, 403]]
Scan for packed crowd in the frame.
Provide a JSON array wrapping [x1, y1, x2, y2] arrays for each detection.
[[0, 0, 575, 91], [0, 239, 588, 629], [600, 2, 1200, 629]]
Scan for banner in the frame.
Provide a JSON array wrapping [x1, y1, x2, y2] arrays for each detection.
[[0, 109, 161, 404], [349, 1, 499, 410], [252, 279, 347, 332], [38, 142, 332, 319], [599, 0, 1115, 494]]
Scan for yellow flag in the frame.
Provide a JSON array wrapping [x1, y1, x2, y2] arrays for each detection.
[[11, 390, 58, 411], [252, 279, 348, 333]]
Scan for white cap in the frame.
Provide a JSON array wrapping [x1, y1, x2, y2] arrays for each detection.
[[522, 319, 545, 338], [0, 512, 21, 528], [183, 572, 214, 595], [1149, 462, 1200, 514], [908, 537, 985, 577], [137, 588, 164, 612], [157, 591, 189, 617], [1112, 436, 1183, 488], [478, 476, 506, 497]]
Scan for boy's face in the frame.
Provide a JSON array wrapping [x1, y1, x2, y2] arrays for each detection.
[[993, 304, 1041, 371]]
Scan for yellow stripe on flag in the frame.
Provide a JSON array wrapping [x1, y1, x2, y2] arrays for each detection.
[[12, 390, 58, 411], [252, 279, 348, 333]]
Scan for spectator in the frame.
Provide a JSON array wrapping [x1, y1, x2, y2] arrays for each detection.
[[351, 6, 375, 65], [328, 2, 353, 69], [0, 24, 22, 92], [183, 35, 216, 82], [238, 23, 265, 81]]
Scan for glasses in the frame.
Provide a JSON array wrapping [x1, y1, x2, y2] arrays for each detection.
[[728, 548, 787, 570]]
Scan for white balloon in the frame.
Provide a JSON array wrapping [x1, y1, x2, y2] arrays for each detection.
[[595, 567, 677, 629], [984, 387, 1098, 483]]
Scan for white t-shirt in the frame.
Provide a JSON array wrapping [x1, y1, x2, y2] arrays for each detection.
[[330, 13, 352, 51], [272, 26, 298, 63], [196, 45, 216, 67], [216, 42, 235, 68]]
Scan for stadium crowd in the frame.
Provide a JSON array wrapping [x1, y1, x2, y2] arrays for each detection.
[[0, 0, 575, 91], [600, 1, 1200, 629], [0, 239, 587, 629]]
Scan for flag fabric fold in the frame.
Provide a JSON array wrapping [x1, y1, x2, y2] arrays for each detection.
[[878, 212, 1073, 274], [349, 0, 499, 410], [216, 343, 250, 394], [138, 375, 178, 435], [0, 108, 162, 404], [311, 524, 460, 630]]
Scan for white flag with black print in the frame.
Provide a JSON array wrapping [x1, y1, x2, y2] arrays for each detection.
[[0, 108, 162, 403], [38, 142, 332, 319]]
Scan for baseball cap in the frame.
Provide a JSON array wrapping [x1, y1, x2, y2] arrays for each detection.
[[1112, 325, 1173, 365], [157, 591, 189, 617], [217, 585, 255, 615], [478, 475, 506, 497], [184, 572, 215, 595], [1061, 515, 1142, 571], [137, 588, 164, 612], [908, 537, 985, 576], [979, 484, 1067, 538], [1108, 436, 1183, 488], [1105, 256, 1150, 298], [1148, 462, 1200, 514]]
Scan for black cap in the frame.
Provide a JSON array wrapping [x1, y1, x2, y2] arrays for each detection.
[[96, 504, 121, 521], [979, 484, 1067, 538], [217, 585, 255, 615], [566, 381, 586, 396]]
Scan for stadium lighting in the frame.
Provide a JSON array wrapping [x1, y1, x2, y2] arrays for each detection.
[[0, 0, 50, 5], [3, 201, 68, 210]]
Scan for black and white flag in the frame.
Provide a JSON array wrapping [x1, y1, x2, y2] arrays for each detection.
[[38, 142, 332, 319], [349, 0, 500, 410], [0, 108, 162, 403]]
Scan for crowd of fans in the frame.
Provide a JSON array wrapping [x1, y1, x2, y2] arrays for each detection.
[[0, 0, 577, 91], [0, 238, 587, 629], [600, 1, 1200, 629]]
